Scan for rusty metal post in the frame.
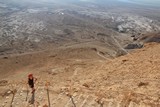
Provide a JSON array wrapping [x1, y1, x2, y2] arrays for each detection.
[[10, 90, 15, 107], [26, 82, 29, 101], [70, 96, 76, 107], [46, 82, 51, 107]]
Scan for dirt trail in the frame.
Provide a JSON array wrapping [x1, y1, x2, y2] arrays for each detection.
[[111, 35, 129, 54], [96, 51, 109, 60]]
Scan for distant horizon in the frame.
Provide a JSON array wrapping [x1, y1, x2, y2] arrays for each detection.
[[118, 0, 160, 7], [5, 0, 160, 6]]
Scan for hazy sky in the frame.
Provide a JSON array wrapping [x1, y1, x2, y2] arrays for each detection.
[[43, 0, 160, 5], [119, 0, 160, 6], [78, 0, 160, 7], [6, 0, 160, 7]]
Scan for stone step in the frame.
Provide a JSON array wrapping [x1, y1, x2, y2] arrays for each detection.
[[52, 93, 69, 107], [1, 84, 155, 107]]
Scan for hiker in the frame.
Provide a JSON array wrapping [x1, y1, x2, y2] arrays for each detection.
[[28, 74, 37, 93]]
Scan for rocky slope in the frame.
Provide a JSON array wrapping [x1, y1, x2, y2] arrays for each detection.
[[0, 43, 159, 107]]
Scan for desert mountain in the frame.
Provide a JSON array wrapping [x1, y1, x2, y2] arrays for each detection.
[[0, 0, 160, 107]]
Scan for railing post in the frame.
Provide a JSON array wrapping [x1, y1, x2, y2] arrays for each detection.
[[10, 82, 17, 107], [46, 81, 51, 107], [26, 82, 29, 101], [70, 96, 76, 107]]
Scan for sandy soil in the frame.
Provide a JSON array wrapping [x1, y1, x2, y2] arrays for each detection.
[[0, 43, 159, 107]]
